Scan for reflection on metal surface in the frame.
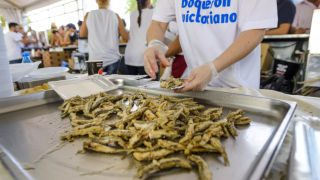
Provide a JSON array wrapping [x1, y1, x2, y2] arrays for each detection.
[[0, 80, 297, 180], [289, 116, 320, 180], [264, 34, 310, 39]]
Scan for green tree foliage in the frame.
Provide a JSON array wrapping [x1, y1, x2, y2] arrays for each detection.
[[125, 0, 157, 14], [0, 14, 6, 28]]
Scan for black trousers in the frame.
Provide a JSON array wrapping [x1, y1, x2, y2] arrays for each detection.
[[126, 65, 147, 75]]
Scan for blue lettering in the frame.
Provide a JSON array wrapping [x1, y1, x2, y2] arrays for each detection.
[[182, 0, 188, 8], [186, 11, 190, 22], [195, 0, 202, 22], [230, 13, 237, 22], [210, 11, 213, 24], [206, 0, 211, 8], [182, 14, 186, 22], [188, 0, 194, 8], [214, 0, 222, 7], [201, 16, 209, 24], [222, 0, 231, 7], [223, 0, 227, 7], [214, 14, 220, 24], [221, 14, 228, 23], [189, 14, 195, 22], [210, 0, 214, 8], [202, 1, 207, 9]]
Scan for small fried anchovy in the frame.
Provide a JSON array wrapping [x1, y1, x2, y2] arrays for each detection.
[[61, 126, 105, 142], [128, 133, 142, 149], [100, 130, 136, 138], [133, 149, 174, 161], [146, 129, 181, 140], [199, 126, 222, 146], [143, 110, 157, 121], [92, 97, 108, 110], [157, 139, 186, 151], [92, 105, 113, 118], [83, 142, 127, 153], [210, 137, 230, 166], [179, 118, 195, 144], [185, 135, 202, 155], [136, 158, 192, 179], [235, 117, 251, 125], [188, 155, 213, 180]]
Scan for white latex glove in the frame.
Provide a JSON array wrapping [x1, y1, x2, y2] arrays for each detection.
[[143, 40, 170, 79], [175, 62, 219, 93]]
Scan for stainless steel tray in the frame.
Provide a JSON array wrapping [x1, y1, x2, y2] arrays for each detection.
[[288, 116, 320, 180], [0, 79, 297, 180], [17, 76, 66, 90]]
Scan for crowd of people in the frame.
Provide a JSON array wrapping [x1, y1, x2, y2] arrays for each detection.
[[50, 21, 81, 47], [4, 0, 319, 89]]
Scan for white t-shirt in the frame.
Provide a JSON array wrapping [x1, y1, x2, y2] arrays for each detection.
[[153, 0, 278, 89], [292, 0, 320, 30], [87, 9, 121, 66], [125, 9, 154, 66], [4, 31, 22, 61]]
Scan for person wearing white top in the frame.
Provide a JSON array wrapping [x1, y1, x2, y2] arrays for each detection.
[[80, 0, 129, 75], [4, 23, 31, 64], [291, 0, 320, 34], [143, 0, 278, 92], [125, 0, 153, 75]]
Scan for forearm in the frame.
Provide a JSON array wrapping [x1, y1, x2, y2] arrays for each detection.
[[165, 35, 182, 57], [213, 29, 265, 73], [147, 21, 168, 44], [265, 28, 285, 35]]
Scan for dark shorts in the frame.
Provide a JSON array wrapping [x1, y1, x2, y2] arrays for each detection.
[[126, 65, 147, 76]]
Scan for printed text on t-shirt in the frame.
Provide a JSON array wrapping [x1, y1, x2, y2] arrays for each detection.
[[181, 0, 237, 24]]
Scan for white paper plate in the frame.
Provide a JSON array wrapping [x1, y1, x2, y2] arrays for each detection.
[[29, 67, 69, 79], [48, 75, 118, 100], [9, 61, 41, 82]]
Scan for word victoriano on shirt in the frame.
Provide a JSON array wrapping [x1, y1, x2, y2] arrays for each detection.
[[181, 0, 237, 24]]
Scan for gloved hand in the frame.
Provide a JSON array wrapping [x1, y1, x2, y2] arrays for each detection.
[[175, 61, 219, 93], [143, 40, 170, 79]]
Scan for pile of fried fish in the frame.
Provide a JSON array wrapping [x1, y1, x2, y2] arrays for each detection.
[[59, 91, 251, 180], [160, 76, 185, 89]]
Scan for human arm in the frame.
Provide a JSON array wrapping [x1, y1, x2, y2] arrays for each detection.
[[64, 31, 72, 44], [265, 23, 291, 35], [80, 12, 89, 38], [165, 35, 182, 58], [290, 26, 309, 34], [176, 29, 265, 93], [143, 20, 170, 79], [116, 13, 129, 41]]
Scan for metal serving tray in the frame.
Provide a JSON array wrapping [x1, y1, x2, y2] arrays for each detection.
[[17, 76, 66, 90], [0, 79, 297, 180], [288, 116, 320, 180]]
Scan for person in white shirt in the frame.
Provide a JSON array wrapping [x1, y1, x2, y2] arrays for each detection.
[[80, 0, 129, 75], [143, 0, 278, 92], [291, 0, 320, 34], [4, 23, 30, 64], [125, 0, 153, 75]]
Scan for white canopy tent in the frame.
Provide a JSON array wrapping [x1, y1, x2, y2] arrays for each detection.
[[0, 0, 63, 11]]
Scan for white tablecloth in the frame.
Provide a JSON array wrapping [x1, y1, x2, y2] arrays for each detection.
[[1, 86, 319, 180]]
